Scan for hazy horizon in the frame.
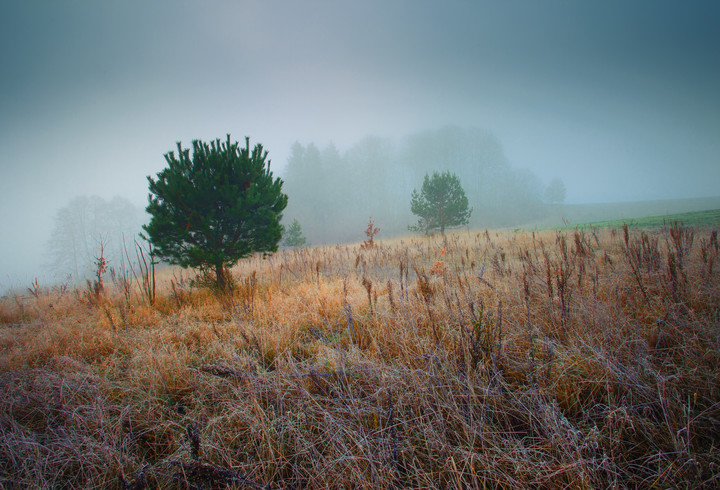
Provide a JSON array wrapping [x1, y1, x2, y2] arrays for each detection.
[[2, 0, 719, 291]]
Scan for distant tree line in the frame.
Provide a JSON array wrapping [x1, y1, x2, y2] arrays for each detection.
[[281, 126, 558, 245]]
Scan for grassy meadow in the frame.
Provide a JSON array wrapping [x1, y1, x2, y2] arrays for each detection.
[[563, 209, 720, 231], [1, 221, 719, 488], [534, 196, 720, 231]]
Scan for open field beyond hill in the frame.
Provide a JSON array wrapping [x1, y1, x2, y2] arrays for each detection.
[[567, 208, 720, 230], [1, 223, 719, 488], [530, 195, 720, 230]]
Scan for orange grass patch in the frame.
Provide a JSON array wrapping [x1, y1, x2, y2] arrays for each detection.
[[1, 224, 719, 487]]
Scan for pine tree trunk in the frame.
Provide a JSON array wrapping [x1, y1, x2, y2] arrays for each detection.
[[215, 264, 226, 290]]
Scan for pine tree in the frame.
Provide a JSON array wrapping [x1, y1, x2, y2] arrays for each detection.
[[282, 219, 308, 248], [410, 171, 472, 235], [144, 135, 288, 289]]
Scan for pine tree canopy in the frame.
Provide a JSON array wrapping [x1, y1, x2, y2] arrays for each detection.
[[410, 171, 472, 235], [144, 135, 288, 287]]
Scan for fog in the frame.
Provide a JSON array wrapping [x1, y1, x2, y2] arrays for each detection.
[[1, 1, 719, 292]]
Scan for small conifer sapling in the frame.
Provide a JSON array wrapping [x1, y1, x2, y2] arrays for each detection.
[[283, 219, 308, 248]]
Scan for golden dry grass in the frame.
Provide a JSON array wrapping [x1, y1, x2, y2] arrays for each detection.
[[1, 224, 719, 488]]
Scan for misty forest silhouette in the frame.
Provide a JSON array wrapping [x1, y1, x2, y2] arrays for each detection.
[[281, 126, 557, 245]]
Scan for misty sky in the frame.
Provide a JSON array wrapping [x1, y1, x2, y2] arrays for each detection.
[[1, 0, 719, 290]]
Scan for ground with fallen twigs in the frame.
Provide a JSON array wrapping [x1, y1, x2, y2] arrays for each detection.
[[1, 223, 719, 488]]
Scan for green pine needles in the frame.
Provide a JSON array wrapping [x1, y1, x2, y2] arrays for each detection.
[[144, 135, 288, 289], [410, 171, 472, 235]]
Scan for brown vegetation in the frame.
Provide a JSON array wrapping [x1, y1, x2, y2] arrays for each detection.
[[1, 223, 719, 488]]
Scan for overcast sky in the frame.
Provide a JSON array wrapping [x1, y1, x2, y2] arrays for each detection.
[[1, 0, 719, 290]]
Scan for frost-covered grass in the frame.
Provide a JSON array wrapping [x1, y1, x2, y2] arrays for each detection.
[[1, 224, 719, 488]]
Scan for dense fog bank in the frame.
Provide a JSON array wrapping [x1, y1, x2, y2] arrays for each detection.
[[280, 126, 554, 245]]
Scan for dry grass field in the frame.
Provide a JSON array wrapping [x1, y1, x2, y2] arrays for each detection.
[[1, 223, 719, 488]]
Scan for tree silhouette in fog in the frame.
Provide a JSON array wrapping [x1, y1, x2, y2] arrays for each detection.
[[410, 171, 472, 235], [46, 195, 142, 281], [544, 177, 567, 204], [282, 219, 308, 248]]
